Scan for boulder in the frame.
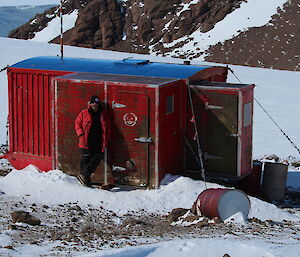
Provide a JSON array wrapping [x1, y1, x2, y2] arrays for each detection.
[[167, 208, 189, 222], [11, 210, 41, 226]]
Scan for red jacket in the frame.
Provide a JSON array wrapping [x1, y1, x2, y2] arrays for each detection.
[[75, 108, 111, 152]]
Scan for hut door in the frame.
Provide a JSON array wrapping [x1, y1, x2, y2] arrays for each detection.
[[191, 85, 239, 176], [110, 91, 149, 186]]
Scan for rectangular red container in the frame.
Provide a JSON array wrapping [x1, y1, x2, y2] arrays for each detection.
[[5, 57, 253, 188], [51, 72, 188, 188], [7, 68, 71, 171]]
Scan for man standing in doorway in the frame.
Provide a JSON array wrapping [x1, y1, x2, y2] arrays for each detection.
[[75, 95, 111, 186]]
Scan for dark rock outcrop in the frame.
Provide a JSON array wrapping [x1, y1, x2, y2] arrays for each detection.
[[9, 0, 243, 51], [167, 208, 189, 222], [205, 0, 300, 71], [62, 0, 123, 49]]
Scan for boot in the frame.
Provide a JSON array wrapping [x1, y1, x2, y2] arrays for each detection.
[[77, 174, 91, 187]]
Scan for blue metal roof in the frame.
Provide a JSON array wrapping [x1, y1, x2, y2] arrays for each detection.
[[11, 56, 213, 80]]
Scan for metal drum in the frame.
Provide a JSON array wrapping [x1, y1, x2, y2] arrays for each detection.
[[195, 188, 251, 221], [261, 162, 288, 201]]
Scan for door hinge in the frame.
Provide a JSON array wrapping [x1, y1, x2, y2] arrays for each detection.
[[205, 102, 223, 110], [134, 137, 152, 143], [112, 101, 126, 109]]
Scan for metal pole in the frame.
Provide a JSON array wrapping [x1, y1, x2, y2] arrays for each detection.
[[60, 0, 64, 58], [104, 82, 108, 185], [187, 83, 207, 188], [5, 116, 9, 148]]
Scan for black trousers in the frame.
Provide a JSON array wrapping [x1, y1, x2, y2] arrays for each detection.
[[80, 148, 104, 177]]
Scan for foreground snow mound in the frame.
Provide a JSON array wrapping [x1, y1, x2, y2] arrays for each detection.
[[82, 238, 284, 257], [0, 167, 298, 221]]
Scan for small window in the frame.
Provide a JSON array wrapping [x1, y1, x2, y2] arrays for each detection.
[[166, 95, 174, 114], [243, 102, 252, 127]]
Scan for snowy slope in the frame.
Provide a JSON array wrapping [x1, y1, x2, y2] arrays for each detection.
[[1, 166, 298, 221], [80, 238, 300, 257], [30, 9, 78, 42], [0, 162, 300, 257]]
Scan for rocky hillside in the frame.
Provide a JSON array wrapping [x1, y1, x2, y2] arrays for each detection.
[[8, 0, 300, 71]]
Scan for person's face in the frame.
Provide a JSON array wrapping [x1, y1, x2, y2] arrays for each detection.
[[90, 101, 99, 112]]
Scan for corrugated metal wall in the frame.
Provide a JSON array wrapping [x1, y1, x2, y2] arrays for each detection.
[[9, 72, 52, 157]]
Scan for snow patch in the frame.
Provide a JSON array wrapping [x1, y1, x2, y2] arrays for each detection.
[[30, 9, 78, 42]]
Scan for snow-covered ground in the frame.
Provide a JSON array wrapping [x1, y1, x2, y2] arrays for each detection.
[[2, 166, 299, 221], [79, 238, 300, 257], [0, 164, 300, 256]]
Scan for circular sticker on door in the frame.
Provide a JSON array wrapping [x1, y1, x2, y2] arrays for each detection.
[[123, 113, 138, 127]]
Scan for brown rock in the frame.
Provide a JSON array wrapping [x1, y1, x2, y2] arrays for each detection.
[[121, 218, 148, 228], [11, 210, 41, 226], [182, 215, 201, 223], [195, 217, 210, 228], [3, 245, 14, 250], [163, 33, 172, 43], [167, 208, 189, 222]]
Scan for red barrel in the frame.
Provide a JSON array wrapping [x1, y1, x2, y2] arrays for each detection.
[[238, 161, 262, 196], [195, 188, 251, 221]]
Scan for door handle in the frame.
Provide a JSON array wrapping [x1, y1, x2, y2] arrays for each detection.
[[112, 101, 126, 109], [229, 133, 240, 137], [112, 165, 126, 171], [134, 137, 152, 143], [205, 102, 223, 110]]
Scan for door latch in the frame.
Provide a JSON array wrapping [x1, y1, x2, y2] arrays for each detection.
[[204, 153, 223, 160], [134, 137, 152, 143], [205, 102, 223, 110], [229, 133, 240, 137], [112, 165, 126, 171], [112, 101, 126, 109]]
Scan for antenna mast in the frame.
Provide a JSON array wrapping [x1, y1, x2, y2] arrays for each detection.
[[60, 0, 64, 58]]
